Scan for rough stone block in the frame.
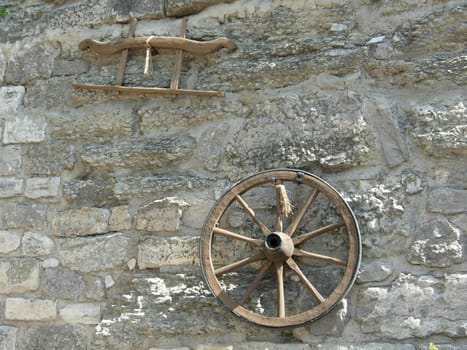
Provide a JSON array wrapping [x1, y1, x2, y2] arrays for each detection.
[[0, 258, 40, 293], [223, 94, 375, 180], [112, 0, 164, 21], [0, 326, 17, 350], [49, 102, 134, 142], [23, 324, 88, 350], [114, 174, 211, 202], [4, 41, 58, 85], [293, 299, 349, 339], [3, 202, 47, 230], [0, 231, 21, 254], [0, 178, 23, 198], [0, 54, 4, 85], [3, 114, 46, 144], [408, 219, 463, 267], [0, 145, 21, 175], [5, 298, 56, 321], [369, 99, 409, 168], [182, 198, 215, 230], [109, 206, 132, 231], [59, 302, 101, 324], [357, 273, 467, 339], [41, 268, 85, 300], [53, 58, 90, 76], [0, 86, 25, 115], [52, 207, 110, 236], [25, 177, 60, 199], [136, 197, 188, 233], [315, 344, 415, 350], [357, 260, 394, 283], [41, 268, 105, 300], [80, 136, 195, 171], [166, 0, 231, 17], [428, 188, 467, 214], [64, 177, 116, 206], [57, 233, 136, 272], [23, 143, 76, 175], [22, 232, 54, 256], [138, 236, 198, 269], [233, 344, 310, 350], [92, 270, 232, 348], [408, 102, 466, 157]]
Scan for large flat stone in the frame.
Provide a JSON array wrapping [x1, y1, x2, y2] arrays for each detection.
[[407, 219, 463, 267], [0, 326, 17, 350], [52, 207, 110, 237], [357, 273, 467, 339], [223, 94, 375, 180], [0, 86, 25, 115], [59, 302, 101, 324], [21, 232, 54, 256], [0, 178, 23, 198], [3, 113, 46, 144], [0, 145, 21, 176], [80, 135, 195, 171], [41, 267, 105, 301], [137, 236, 198, 269], [57, 232, 136, 272], [0, 258, 40, 293], [0, 231, 21, 254], [4, 41, 58, 85], [428, 188, 467, 214], [136, 197, 188, 233], [5, 298, 57, 321], [22, 324, 89, 350], [25, 177, 60, 200], [408, 102, 466, 158], [49, 102, 134, 142], [3, 202, 48, 230], [23, 143, 76, 175]]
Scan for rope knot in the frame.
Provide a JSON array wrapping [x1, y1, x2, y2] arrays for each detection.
[[144, 36, 155, 79], [275, 183, 293, 218]]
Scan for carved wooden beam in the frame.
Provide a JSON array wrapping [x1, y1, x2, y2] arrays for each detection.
[[79, 36, 237, 55]]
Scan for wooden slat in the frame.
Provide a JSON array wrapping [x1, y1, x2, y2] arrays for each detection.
[[115, 18, 137, 86], [72, 83, 224, 97], [170, 18, 187, 90]]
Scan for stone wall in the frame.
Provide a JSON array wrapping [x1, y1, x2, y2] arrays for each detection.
[[0, 0, 465, 349]]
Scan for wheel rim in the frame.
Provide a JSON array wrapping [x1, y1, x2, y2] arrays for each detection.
[[200, 169, 361, 328]]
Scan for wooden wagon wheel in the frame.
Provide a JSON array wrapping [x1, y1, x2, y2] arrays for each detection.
[[200, 169, 361, 328]]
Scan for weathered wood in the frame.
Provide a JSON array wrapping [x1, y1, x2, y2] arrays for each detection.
[[200, 169, 361, 328], [72, 83, 224, 97], [115, 17, 137, 86], [79, 36, 237, 55]]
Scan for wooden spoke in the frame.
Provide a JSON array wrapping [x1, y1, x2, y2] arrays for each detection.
[[238, 261, 273, 306], [286, 258, 325, 303], [213, 227, 264, 247], [275, 214, 283, 233], [215, 253, 265, 276], [294, 248, 347, 267], [276, 263, 286, 318], [293, 221, 345, 246], [285, 188, 320, 237], [235, 194, 270, 235]]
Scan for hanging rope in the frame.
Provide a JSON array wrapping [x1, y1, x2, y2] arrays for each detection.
[[144, 36, 155, 79], [275, 183, 293, 218]]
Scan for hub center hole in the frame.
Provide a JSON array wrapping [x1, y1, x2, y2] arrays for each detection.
[[266, 233, 281, 249]]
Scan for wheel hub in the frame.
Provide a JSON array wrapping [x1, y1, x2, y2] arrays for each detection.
[[264, 232, 294, 262]]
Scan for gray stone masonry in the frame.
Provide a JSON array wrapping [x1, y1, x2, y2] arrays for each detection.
[[0, 0, 465, 349]]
